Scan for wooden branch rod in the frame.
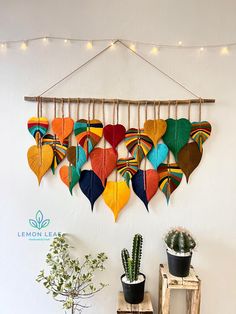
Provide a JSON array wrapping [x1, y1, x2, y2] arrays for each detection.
[[24, 96, 215, 105]]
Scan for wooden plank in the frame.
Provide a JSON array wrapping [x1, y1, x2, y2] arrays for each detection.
[[117, 292, 153, 313], [161, 264, 200, 289]]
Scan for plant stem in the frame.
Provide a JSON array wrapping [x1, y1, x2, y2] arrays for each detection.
[[71, 304, 75, 314]]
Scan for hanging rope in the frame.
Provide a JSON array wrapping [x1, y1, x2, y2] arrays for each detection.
[[37, 39, 201, 99], [158, 101, 161, 119], [153, 101, 156, 120], [119, 40, 200, 98], [167, 101, 171, 164], [39, 40, 119, 96], [199, 98, 202, 121], [188, 99, 191, 121], [76, 98, 80, 120]]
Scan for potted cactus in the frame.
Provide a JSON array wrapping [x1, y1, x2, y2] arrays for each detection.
[[121, 234, 145, 304], [165, 227, 196, 277]]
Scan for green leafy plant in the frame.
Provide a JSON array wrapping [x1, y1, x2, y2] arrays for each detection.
[[121, 234, 143, 282], [36, 234, 108, 314], [165, 227, 196, 254]]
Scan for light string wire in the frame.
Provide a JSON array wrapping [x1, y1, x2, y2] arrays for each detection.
[[1, 36, 236, 49]]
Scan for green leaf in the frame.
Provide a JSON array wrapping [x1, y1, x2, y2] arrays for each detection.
[[163, 118, 191, 161]]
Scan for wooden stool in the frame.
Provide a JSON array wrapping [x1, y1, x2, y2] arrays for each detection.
[[158, 264, 201, 314], [117, 291, 153, 314]]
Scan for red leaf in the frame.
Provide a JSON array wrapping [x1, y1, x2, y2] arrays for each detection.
[[103, 124, 126, 149]]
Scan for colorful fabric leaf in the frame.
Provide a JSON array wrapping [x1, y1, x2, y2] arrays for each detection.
[[132, 169, 159, 210], [117, 157, 139, 185], [191, 121, 212, 153], [27, 117, 49, 143], [74, 119, 103, 157], [59, 165, 80, 195], [42, 134, 68, 174], [178, 142, 202, 183], [103, 181, 130, 221], [158, 163, 183, 204], [67, 146, 76, 166], [79, 170, 104, 210], [147, 143, 168, 169], [76, 145, 87, 175], [27, 145, 54, 185], [90, 148, 117, 186], [103, 124, 126, 149], [144, 119, 167, 146], [52, 117, 74, 144], [162, 118, 192, 161], [125, 128, 153, 165]]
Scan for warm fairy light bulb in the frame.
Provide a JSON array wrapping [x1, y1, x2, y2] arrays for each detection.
[[64, 39, 69, 43], [151, 46, 159, 55], [221, 46, 229, 55], [130, 43, 136, 51], [21, 41, 28, 50], [43, 37, 48, 42], [200, 47, 204, 52], [1, 43, 6, 49], [86, 41, 93, 49], [178, 41, 183, 46], [110, 41, 116, 49]]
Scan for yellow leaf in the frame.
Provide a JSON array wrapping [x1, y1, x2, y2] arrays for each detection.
[[27, 145, 54, 185], [103, 181, 130, 222], [144, 119, 167, 146]]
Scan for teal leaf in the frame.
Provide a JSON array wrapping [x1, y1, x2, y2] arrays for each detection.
[[69, 165, 80, 195], [147, 143, 168, 169], [76, 145, 87, 175]]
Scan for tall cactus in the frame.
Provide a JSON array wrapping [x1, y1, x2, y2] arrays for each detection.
[[121, 234, 143, 282], [165, 228, 196, 253]]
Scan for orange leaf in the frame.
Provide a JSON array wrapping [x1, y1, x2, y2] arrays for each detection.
[[90, 148, 117, 185], [103, 181, 130, 222], [27, 145, 53, 184], [52, 117, 74, 144]]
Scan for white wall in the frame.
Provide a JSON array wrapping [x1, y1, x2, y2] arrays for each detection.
[[1, 0, 236, 313]]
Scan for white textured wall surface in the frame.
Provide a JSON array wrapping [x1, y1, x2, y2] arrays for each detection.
[[0, 1, 236, 313]]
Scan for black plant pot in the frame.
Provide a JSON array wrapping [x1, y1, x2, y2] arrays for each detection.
[[167, 250, 192, 277], [121, 273, 145, 304]]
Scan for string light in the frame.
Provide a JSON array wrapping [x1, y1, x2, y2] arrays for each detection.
[[0, 36, 235, 55], [86, 41, 93, 49], [20, 41, 28, 50], [129, 43, 136, 51], [150, 46, 159, 55], [221, 46, 229, 55]]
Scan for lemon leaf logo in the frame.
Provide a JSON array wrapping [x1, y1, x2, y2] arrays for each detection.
[[29, 210, 50, 230]]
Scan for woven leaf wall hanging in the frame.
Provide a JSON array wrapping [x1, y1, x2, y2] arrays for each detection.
[[25, 40, 214, 220]]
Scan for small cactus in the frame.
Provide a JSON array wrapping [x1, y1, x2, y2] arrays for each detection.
[[121, 234, 143, 282], [165, 228, 196, 254]]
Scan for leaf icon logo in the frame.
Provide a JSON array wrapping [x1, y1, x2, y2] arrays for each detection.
[[29, 210, 50, 230]]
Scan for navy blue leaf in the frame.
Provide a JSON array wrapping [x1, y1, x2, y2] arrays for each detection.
[[79, 170, 105, 211]]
